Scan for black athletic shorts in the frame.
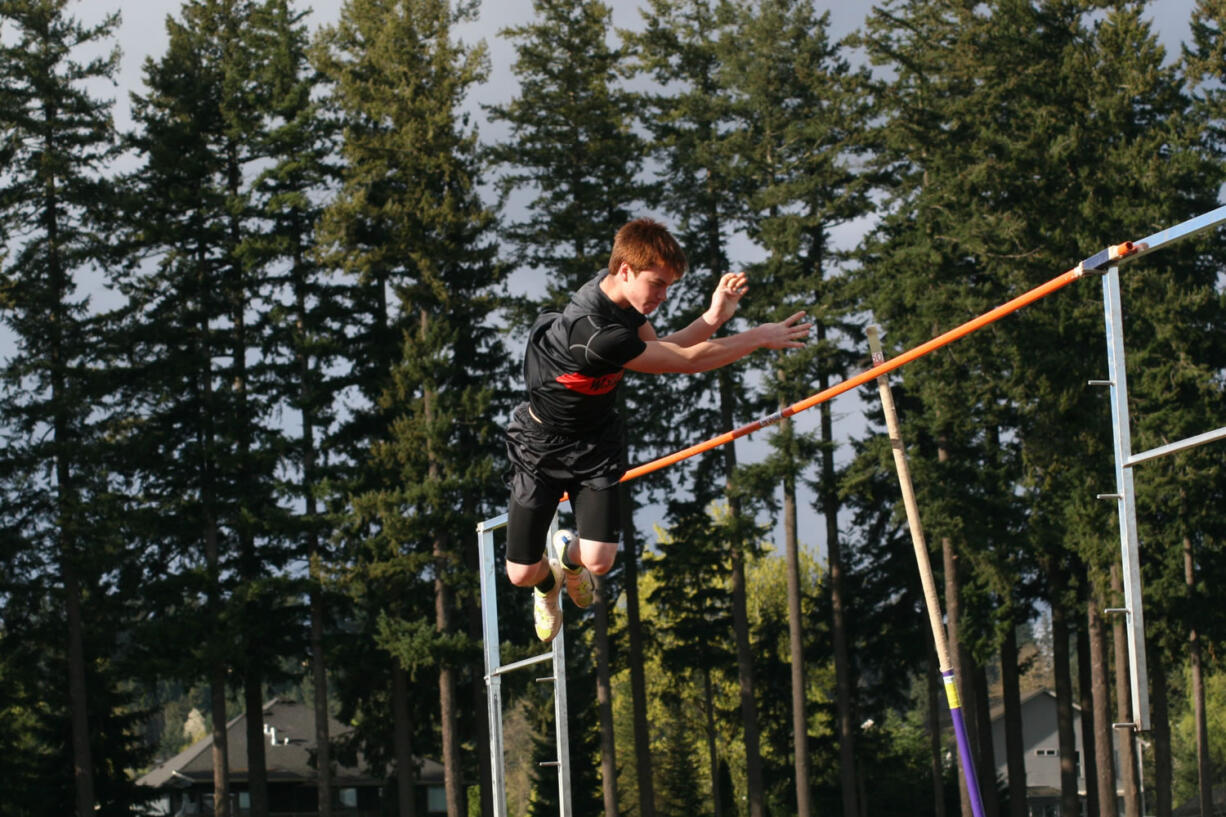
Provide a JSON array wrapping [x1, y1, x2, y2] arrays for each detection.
[[504, 403, 624, 564]]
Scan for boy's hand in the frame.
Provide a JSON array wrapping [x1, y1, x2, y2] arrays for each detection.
[[760, 311, 813, 349], [706, 272, 749, 325]]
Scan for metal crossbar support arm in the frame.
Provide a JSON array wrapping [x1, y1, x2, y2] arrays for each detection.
[[1126, 425, 1226, 468], [477, 513, 573, 817], [1123, 204, 1226, 263]]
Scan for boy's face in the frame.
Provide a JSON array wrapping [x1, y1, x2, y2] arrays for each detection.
[[619, 263, 678, 315]]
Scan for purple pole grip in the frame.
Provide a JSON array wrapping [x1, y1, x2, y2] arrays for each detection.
[[943, 670, 986, 817]]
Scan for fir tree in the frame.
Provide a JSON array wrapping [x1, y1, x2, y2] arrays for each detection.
[[0, 1, 150, 813], [313, 2, 504, 814], [715, 3, 871, 813], [121, 1, 299, 812], [245, 1, 345, 813]]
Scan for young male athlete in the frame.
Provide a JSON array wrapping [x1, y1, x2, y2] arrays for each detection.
[[505, 218, 812, 642]]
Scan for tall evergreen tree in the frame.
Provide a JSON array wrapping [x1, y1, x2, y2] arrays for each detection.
[[715, 3, 871, 814], [313, 3, 503, 815], [245, 1, 344, 813], [0, 2, 149, 814], [122, 2, 301, 813]]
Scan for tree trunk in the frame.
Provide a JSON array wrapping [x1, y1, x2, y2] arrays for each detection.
[[730, 541, 765, 817], [63, 562, 95, 817], [311, 577, 333, 817], [392, 663, 417, 817], [972, 663, 998, 817], [938, 441, 974, 817], [435, 537, 462, 817], [47, 159, 95, 817], [1050, 577, 1079, 817], [1184, 535, 1212, 817], [211, 663, 231, 817], [1089, 573, 1117, 817], [704, 670, 722, 817], [594, 575, 620, 817], [245, 670, 270, 817], [1150, 649, 1172, 817], [781, 416, 812, 817], [1077, 611, 1099, 817], [720, 369, 764, 817], [619, 486, 656, 817], [418, 357, 461, 817], [822, 377, 857, 817], [60, 569, 94, 817], [1000, 623, 1025, 817], [205, 486, 230, 817], [928, 644, 947, 817], [1110, 564, 1140, 817]]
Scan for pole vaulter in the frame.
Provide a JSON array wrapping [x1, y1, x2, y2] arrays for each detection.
[[562, 240, 1139, 502]]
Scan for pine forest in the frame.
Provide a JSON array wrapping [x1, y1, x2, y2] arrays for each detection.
[[0, 1, 1224, 816]]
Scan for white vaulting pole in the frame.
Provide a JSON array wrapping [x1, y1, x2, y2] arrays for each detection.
[[867, 326, 986, 817]]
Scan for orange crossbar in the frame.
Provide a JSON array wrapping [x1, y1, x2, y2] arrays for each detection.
[[609, 265, 1087, 488]]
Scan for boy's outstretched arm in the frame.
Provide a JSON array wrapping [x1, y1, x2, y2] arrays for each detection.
[[625, 310, 811, 375]]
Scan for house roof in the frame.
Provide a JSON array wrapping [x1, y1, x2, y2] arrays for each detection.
[[136, 698, 443, 790], [987, 688, 1081, 723]]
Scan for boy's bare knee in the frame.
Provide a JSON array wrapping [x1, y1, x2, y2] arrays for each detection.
[[581, 539, 618, 575], [506, 560, 545, 587]]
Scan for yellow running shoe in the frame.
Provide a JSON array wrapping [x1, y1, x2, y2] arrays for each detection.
[[553, 529, 594, 609], [533, 559, 564, 643]]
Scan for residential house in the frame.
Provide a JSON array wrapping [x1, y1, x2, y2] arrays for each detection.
[[137, 697, 446, 816], [990, 688, 1130, 817]]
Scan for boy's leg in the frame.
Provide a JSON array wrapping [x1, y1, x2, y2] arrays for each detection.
[[505, 496, 555, 587], [507, 495, 566, 642], [570, 483, 620, 575]]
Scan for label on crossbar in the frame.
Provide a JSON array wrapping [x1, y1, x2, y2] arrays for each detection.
[[758, 410, 784, 428]]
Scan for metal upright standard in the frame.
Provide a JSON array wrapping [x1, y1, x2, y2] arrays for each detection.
[[477, 512, 572, 817], [1082, 204, 1226, 732]]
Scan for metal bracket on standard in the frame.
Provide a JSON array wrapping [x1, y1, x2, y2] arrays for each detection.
[[1079, 241, 1142, 274]]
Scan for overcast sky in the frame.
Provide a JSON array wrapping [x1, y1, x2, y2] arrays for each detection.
[[103, 0, 1202, 137]]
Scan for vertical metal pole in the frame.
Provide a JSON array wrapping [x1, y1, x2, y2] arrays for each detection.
[[546, 519, 574, 817], [477, 516, 509, 817], [1101, 266, 1151, 731]]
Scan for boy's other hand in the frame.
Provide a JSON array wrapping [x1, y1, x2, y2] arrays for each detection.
[[707, 272, 749, 325]]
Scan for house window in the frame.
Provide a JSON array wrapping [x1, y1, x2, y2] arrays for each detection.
[[427, 785, 446, 814], [237, 791, 251, 814], [1035, 748, 1058, 756], [338, 788, 358, 809]]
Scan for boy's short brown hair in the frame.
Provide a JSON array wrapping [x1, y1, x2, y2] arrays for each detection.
[[608, 218, 688, 279]]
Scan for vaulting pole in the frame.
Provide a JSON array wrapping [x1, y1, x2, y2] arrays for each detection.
[[866, 325, 986, 817]]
